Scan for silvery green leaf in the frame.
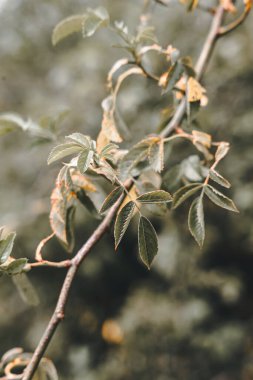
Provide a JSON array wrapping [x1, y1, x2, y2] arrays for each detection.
[[172, 183, 203, 209], [65, 133, 91, 148], [137, 190, 172, 204], [204, 185, 238, 212], [48, 143, 83, 165], [114, 201, 135, 248], [209, 169, 231, 188], [77, 149, 94, 173], [0, 232, 16, 265], [188, 195, 205, 247], [100, 187, 124, 214], [7, 258, 28, 275]]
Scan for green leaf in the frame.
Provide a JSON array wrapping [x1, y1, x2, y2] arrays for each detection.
[[100, 186, 124, 214], [77, 149, 94, 173], [165, 62, 184, 93], [172, 183, 203, 209], [65, 206, 76, 253], [204, 185, 239, 213], [114, 201, 135, 248], [137, 190, 172, 204], [119, 137, 155, 180], [162, 164, 182, 193], [52, 7, 109, 46], [215, 142, 230, 163], [76, 189, 99, 218], [0, 232, 16, 265], [188, 195, 205, 247], [82, 7, 110, 38], [66, 133, 91, 148], [209, 169, 231, 188], [138, 216, 158, 269], [47, 143, 82, 165], [6, 258, 28, 275], [52, 15, 84, 46]]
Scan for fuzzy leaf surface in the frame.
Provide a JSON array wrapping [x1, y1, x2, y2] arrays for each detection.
[[172, 183, 203, 209], [48, 143, 82, 165], [204, 185, 238, 212], [188, 195, 205, 247], [209, 169, 231, 188], [137, 190, 172, 204], [114, 201, 135, 248], [100, 187, 124, 214]]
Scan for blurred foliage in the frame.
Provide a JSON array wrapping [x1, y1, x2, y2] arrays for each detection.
[[0, 0, 253, 379]]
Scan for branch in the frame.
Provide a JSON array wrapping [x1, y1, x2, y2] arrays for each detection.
[[23, 5, 245, 379], [160, 5, 224, 138]]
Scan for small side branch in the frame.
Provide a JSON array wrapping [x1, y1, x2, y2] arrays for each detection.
[[218, 6, 252, 36]]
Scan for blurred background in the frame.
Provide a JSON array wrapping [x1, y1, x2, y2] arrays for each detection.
[[0, 1, 253, 379]]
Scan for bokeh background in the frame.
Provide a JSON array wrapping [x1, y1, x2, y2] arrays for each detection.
[[0, 1, 253, 379]]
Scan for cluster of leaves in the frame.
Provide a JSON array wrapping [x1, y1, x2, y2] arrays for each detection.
[[40, 4, 240, 269], [0, 4, 241, 271]]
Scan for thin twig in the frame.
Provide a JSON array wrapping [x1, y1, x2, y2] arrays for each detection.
[[218, 7, 252, 36], [23, 5, 244, 379]]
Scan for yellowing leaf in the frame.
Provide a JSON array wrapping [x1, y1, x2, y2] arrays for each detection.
[[71, 172, 97, 192], [192, 130, 212, 148], [101, 96, 122, 143], [187, 77, 206, 103], [148, 138, 164, 173], [96, 130, 110, 153]]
